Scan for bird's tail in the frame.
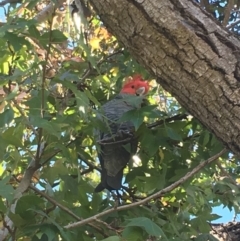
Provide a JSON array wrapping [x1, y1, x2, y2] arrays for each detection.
[[94, 169, 123, 192]]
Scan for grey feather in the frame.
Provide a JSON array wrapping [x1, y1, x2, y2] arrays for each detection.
[[95, 93, 142, 192]]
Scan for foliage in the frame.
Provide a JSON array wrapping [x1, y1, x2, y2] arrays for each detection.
[[0, 0, 239, 241]]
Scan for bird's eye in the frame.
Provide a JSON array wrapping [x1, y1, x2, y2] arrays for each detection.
[[131, 85, 135, 89]]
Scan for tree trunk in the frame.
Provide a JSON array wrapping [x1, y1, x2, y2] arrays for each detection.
[[88, 0, 240, 158]]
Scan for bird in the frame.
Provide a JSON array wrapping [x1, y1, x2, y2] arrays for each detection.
[[95, 74, 150, 192]]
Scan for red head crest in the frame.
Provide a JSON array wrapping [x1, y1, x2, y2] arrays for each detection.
[[120, 74, 149, 95]]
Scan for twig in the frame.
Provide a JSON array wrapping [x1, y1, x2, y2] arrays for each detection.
[[93, 218, 121, 233], [222, 0, 234, 27], [64, 148, 227, 229], [98, 114, 189, 146], [227, 19, 240, 29], [0, 0, 21, 6], [98, 136, 134, 146], [35, 12, 55, 166], [147, 113, 188, 129], [216, 160, 236, 184], [78, 153, 102, 172], [97, 49, 124, 67], [41, 15, 53, 116]]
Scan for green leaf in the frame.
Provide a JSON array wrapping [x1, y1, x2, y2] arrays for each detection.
[[8, 212, 28, 227], [85, 89, 100, 106], [91, 193, 102, 214], [121, 95, 144, 108], [25, 95, 42, 117], [120, 104, 158, 130], [28, 25, 40, 39], [4, 84, 19, 101], [53, 77, 89, 116], [4, 32, 30, 51], [195, 234, 219, 241], [29, 117, 62, 138], [206, 213, 222, 221], [42, 165, 62, 185], [26, 0, 39, 10], [51, 30, 68, 43], [39, 30, 67, 46], [30, 210, 71, 241], [203, 131, 210, 146], [136, 105, 159, 118], [120, 109, 144, 130], [165, 126, 182, 141], [139, 127, 161, 156], [137, 174, 165, 193], [2, 126, 23, 147], [0, 108, 14, 127], [101, 236, 121, 241], [0, 198, 6, 212], [126, 217, 166, 238], [16, 195, 44, 216], [39, 224, 58, 241], [122, 227, 144, 241], [191, 217, 211, 233]]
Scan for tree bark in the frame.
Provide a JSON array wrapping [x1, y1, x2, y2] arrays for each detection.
[[88, 0, 240, 157], [210, 222, 240, 241]]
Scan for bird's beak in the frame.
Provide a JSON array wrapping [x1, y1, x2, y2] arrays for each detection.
[[136, 87, 146, 96]]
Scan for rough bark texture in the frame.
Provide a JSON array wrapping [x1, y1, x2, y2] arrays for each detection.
[[88, 0, 240, 158], [210, 222, 240, 241]]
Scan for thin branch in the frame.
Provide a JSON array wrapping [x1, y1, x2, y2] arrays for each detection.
[[215, 160, 240, 222], [227, 19, 240, 29], [222, 0, 234, 27], [41, 18, 53, 118], [0, 0, 21, 6], [97, 49, 124, 67], [78, 153, 102, 172], [35, 12, 54, 166], [216, 160, 236, 184], [147, 113, 188, 129], [64, 148, 227, 229], [97, 136, 134, 146]]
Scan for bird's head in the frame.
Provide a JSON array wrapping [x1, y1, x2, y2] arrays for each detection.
[[120, 74, 149, 96]]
